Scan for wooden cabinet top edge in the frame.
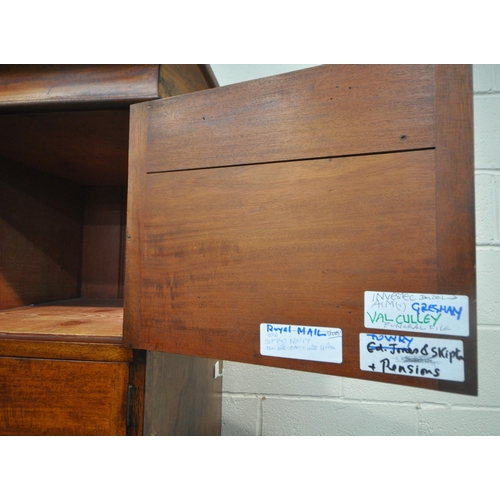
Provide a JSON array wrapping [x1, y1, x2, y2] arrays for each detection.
[[0, 64, 216, 112]]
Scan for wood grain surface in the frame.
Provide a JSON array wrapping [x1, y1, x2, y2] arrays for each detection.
[[142, 64, 435, 173], [0, 64, 217, 111], [0, 64, 161, 110], [0, 337, 131, 361], [0, 355, 129, 435], [0, 298, 123, 339], [434, 65, 477, 395], [0, 161, 84, 310], [159, 64, 219, 98], [143, 352, 222, 436], [134, 151, 437, 380], [0, 110, 130, 185], [124, 64, 476, 394], [81, 187, 127, 299], [0, 64, 223, 435]]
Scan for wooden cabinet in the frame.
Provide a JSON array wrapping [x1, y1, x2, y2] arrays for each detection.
[[0, 65, 222, 435], [124, 65, 477, 396], [0, 64, 477, 436]]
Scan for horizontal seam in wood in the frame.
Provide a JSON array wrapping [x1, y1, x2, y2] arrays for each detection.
[[145, 147, 437, 175]]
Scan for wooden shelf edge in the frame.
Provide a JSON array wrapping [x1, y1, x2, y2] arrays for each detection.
[[0, 298, 124, 343]]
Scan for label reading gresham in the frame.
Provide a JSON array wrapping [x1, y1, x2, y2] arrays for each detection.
[[364, 291, 469, 337], [260, 323, 342, 363], [359, 333, 465, 382]]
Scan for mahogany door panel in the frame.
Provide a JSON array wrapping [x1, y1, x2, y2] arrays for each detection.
[[124, 65, 476, 395], [136, 151, 437, 369], [141, 64, 435, 173]]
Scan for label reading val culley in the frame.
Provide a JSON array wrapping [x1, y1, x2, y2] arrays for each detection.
[[364, 292, 469, 337], [260, 323, 342, 363]]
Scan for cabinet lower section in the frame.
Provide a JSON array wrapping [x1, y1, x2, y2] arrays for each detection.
[[0, 344, 222, 436], [0, 300, 222, 436], [0, 355, 129, 435]]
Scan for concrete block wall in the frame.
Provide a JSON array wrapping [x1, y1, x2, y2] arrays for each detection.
[[210, 64, 500, 436]]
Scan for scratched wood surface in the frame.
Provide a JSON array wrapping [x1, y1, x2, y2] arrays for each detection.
[[124, 64, 476, 394]]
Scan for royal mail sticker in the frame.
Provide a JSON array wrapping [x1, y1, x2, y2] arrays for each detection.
[[260, 323, 342, 363]]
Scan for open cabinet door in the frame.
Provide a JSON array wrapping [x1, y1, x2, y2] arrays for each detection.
[[124, 65, 477, 395]]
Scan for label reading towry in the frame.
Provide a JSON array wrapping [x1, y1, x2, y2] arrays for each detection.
[[260, 323, 342, 363], [364, 291, 469, 337], [359, 333, 465, 382]]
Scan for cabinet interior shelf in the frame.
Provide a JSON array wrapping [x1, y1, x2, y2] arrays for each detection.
[[0, 298, 123, 343]]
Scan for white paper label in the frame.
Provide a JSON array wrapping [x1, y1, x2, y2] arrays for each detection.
[[359, 333, 465, 382], [260, 323, 342, 363], [364, 291, 469, 337]]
